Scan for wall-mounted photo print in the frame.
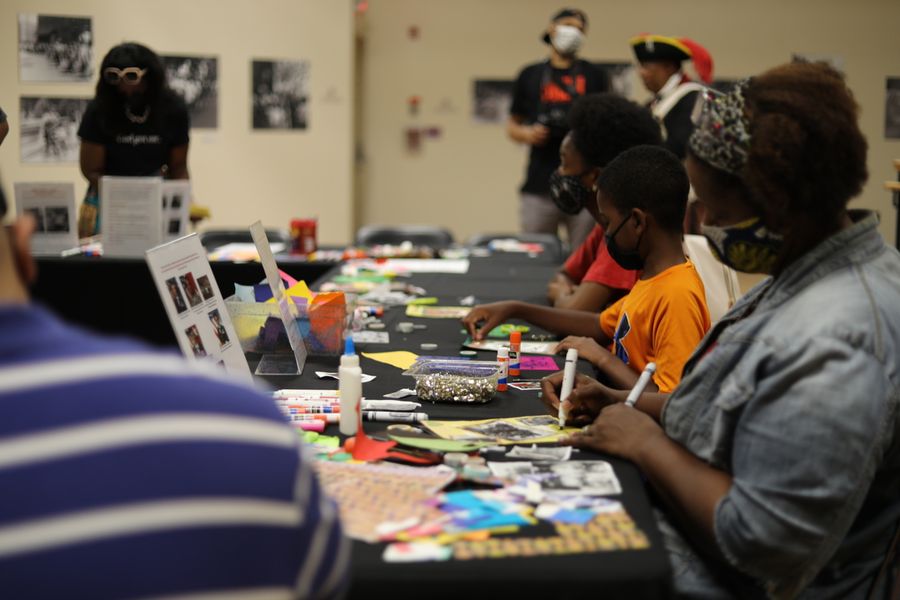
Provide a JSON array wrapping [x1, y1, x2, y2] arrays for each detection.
[[886, 78, 900, 140], [19, 97, 90, 163], [162, 54, 218, 129], [595, 62, 637, 100], [165, 276, 188, 314], [18, 14, 93, 82], [252, 59, 309, 130], [472, 80, 514, 124]]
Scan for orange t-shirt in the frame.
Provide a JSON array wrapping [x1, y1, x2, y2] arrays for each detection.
[[599, 261, 710, 393]]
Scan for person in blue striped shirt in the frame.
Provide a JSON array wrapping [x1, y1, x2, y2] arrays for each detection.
[[0, 197, 348, 599]]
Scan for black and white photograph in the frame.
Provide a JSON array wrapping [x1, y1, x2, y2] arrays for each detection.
[[23, 208, 45, 232], [462, 420, 548, 442], [252, 59, 310, 130], [19, 97, 89, 163], [163, 55, 219, 129], [530, 461, 622, 496], [791, 52, 844, 74], [711, 79, 740, 94], [18, 14, 92, 82], [472, 79, 514, 124], [885, 78, 900, 139], [596, 62, 637, 99], [44, 207, 71, 232]]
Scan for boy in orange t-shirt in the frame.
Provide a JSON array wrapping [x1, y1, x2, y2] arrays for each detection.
[[559, 144, 710, 392]]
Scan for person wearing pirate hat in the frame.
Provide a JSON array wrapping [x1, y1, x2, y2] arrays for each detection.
[[508, 8, 610, 250], [630, 34, 713, 160]]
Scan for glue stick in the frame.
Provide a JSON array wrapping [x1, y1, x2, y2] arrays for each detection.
[[339, 337, 362, 436], [497, 346, 509, 391], [509, 331, 521, 376]]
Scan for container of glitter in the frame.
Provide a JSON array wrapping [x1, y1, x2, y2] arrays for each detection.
[[402, 359, 500, 404]]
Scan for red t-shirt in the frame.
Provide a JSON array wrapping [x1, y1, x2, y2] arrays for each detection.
[[563, 225, 640, 291]]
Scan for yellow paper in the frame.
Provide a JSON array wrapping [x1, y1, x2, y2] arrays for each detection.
[[362, 350, 420, 370], [424, 415, 580, 445], [267, 280, 314, 304], [405, 305, 471, 318]]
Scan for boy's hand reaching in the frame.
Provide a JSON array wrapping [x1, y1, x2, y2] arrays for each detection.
[[554, 336, 611, 368], [461, 301, 515, 341]]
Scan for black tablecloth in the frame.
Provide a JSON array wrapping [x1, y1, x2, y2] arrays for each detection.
[[30, 255, 336, 346], [257, 254, 673, 599]]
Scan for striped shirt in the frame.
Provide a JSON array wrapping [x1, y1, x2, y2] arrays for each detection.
[[0, 305, 348, 599]]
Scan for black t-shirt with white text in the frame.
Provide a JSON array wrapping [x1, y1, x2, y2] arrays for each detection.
[[510, 59, 609, 195], [77, 96, 190, 180]]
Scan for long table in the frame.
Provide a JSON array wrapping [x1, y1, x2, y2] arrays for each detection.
[[259, 252, 673, 599]]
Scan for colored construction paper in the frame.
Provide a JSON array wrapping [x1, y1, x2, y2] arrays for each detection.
[[520, 355, 559, 371], [389, 436, 486, 453], [408, 297, 439, 305], [362, 350, 419, 370], [487, 324, 531, 338]]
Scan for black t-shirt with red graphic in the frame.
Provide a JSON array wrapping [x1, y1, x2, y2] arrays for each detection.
[[510, 59, 609, 195]]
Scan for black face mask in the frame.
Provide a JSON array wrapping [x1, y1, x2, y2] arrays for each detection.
[[549, 171, 591, 215], [604, 215, 644, 271]]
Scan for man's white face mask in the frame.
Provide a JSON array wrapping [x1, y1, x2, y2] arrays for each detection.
[[552, 25, 584, 56]]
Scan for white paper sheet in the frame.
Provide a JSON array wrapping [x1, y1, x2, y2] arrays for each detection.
[[13, 182, 78, 255], [344, 258, 470, 274], [100, 176, 162, 257]]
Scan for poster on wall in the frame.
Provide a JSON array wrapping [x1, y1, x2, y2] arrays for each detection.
[[19, 97, 90, 164], [252, 59, 310, 130], [472, 80, 514, 124], [595, 62, 637, 100], [711, 79, 740, 94], [791, 53, 844, 74], [886, 78, 900, 140], [18, 14, 93, 82], [162, 55, 219, 129]]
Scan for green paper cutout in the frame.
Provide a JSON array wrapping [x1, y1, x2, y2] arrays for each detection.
[[488, 324, 531, 339], [389, 435, 486, 453]]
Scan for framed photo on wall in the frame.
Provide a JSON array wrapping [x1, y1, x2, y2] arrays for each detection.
[[251, 59, 310, 130], [18, 14, 93, 82], [162, 55, 219, 129]]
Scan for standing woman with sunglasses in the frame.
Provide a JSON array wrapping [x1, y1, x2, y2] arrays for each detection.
[[77, 42, 190, 237]]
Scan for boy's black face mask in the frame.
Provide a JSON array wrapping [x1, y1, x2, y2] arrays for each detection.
[[549, 171, 590, 215]]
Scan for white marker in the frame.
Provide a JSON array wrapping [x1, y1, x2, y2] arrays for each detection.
[[558, 348, 578, 427], [361, 400, 422, 411], [625, 362, 657, 408], [361, 411, 429, 423]]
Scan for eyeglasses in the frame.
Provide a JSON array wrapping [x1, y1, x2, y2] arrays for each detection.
[[103, 67, 147, 85]]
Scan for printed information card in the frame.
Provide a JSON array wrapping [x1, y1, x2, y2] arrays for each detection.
[[146, 233, 252, 381], [13, 182, 78, 255]]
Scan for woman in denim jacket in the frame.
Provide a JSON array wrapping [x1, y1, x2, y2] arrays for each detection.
[[541, 62, 900, 599]]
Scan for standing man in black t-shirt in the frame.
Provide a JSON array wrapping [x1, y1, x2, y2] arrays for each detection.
[[508, 8, 609, 250], [78, 42, 190, 237]]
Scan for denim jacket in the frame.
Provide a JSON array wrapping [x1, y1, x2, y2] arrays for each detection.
[[660, 211, 900, 599]]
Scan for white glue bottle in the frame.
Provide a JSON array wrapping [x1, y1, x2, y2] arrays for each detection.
[[339, 337, 362, 436]]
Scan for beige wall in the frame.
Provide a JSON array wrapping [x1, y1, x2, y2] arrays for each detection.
[[0, 0, 355, 244], [358, 0, 900, 246]]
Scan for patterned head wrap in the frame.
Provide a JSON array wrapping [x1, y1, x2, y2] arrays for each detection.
[[688, 78, 752, 175]]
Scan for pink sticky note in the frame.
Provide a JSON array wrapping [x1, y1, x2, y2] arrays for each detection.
[[520, 355, 559, 371]]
